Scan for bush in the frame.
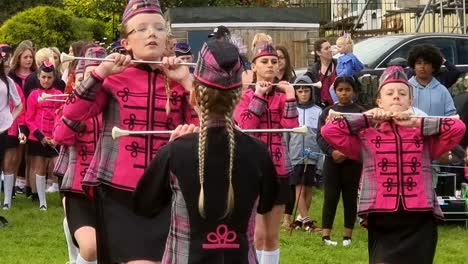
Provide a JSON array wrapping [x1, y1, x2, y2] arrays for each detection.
[[0, 6, 107, 50]]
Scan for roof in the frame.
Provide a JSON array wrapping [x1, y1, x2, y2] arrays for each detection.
[[165, 7, 320, 24]]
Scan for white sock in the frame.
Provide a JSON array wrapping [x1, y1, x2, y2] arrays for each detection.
[[261, 249, 280, 264], [64, 218, 78, 264], [76, 254, 96, 264], [3, 173, 14, 206], [52, 182, 59, 189], [256, 250, 263, 263], [36, 175, 47, 207]]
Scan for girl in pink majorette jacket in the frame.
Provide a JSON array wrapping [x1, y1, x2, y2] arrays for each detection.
[[61, 0, 198, 262], [321, 66, 465, 264], [25, 61, 63, 210], [234, 43, 298, 264]]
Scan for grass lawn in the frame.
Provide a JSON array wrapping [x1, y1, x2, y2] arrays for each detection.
[[0, 189, 467, 264]]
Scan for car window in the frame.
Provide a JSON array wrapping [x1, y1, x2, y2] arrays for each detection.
[[353, 35, 408, 67], [381, 38, 457, 67], [457, 39, 468, 64]]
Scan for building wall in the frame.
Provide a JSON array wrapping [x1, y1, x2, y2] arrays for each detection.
[[170, 26, 320, 69]]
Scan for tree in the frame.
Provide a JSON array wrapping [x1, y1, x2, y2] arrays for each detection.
[[0, 0, 63, 24], [0, 6, 105, 50]]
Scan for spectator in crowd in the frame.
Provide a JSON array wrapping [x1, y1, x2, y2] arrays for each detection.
[[304, 39, 337, 108], [317, 76, 365, 246], [408, 44, 457, 117], [285, 75, 322, 232]]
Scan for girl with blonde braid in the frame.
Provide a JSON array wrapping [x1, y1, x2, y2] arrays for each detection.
[[134, 39, 278, 264]]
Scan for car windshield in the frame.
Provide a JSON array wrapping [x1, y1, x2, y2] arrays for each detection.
[[354, 35, 410, 67]]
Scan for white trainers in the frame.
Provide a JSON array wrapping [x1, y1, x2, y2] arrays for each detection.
[[323, 238, 338, 246], [343, 238, 352, 247], [39, 205, 47, 211], [46, 184, 59, 193]]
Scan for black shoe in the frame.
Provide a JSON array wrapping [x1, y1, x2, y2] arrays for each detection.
[[0, 216, 8, 227], [31, 193, 39, 202], [15, 186, 24, 194], [25, 186, 32, 197]]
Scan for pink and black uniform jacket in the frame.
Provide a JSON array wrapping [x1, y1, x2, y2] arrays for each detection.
[[234, 87, 299, 180], [26, 87, 63, 142], [62, 64, 199, 191], [321, 114, 465, 220], [134, 125, 278, 264], [54, 114, 101, 194]]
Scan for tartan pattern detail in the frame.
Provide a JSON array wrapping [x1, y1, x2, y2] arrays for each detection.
[[193, 40, 243, 90], [162, 172, 190, 264], [53, 146, 69, 177], [62, 117, 84, 133], [248, 95, 267, 116], [60, 146, 78, 191], [345, 114, 369, 135], [421, 117, 441, 136], [88, 96, 121, 186], [74, 73, 103, 101], [122, 0, 162, 24], [282, 100, 298, 119]]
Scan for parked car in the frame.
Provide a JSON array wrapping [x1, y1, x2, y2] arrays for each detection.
[[295, 33, 468, 107]]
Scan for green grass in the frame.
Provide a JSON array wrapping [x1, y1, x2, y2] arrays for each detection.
[[0, 189, 467, 264]]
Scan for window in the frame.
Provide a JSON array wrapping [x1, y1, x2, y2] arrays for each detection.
[[380, 37, 457, 67], [456, 39, 468, 65]]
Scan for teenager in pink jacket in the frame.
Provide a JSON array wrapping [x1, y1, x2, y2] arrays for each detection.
[[321, 66, 465, 264], [61, 0, 198, 262], [234, 43, 298, 264], [25, 61, 63, 210]]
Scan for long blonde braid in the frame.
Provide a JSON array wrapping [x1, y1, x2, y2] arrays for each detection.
[[197, 86, 210, 218], [196, 83, 241, 218], [222, 88, 241, 218]]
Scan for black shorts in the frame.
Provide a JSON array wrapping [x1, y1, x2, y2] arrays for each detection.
[[94, 185, 170, 263], [65, 192, 96, 248], [274, 177, 291, 205], [289, 164, 317, 186], [5, 135, 20, 149], [27, 140, 59, 158]]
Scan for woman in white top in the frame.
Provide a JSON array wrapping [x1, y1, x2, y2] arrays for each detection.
[[0, 52, 23, 214]]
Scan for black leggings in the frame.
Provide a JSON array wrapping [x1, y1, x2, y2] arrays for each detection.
[[321, 159, 362, 229]]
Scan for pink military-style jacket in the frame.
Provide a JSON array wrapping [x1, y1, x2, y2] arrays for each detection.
[[234, 87, 299, 178], [26, 87, 63, 142], [321, 114, 465, 220], [54, 113, 101, 194], [62, 64, 199, 191]]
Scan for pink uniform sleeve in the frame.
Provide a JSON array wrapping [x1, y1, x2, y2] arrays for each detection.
[[62, 72, 108, 121], [53, 115, 78, 146], [280, 97, 299, 129], [422, 117, 466, 160], [25, 91, 41, 140], [321, 114, 370, 161], [234, 88, 266, 129]]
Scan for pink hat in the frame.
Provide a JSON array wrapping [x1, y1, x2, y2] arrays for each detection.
[[122, 0, 162, 24], [84, 46, 107, 68], [193, 39, 243, 90], [378, 66, 411, 95], [251, 43, 277, 62]]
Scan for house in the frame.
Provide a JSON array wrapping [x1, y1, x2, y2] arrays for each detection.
[[165, 7, 321, 68]]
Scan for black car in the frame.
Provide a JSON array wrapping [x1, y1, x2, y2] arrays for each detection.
[[352, 33, 468, 106]]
